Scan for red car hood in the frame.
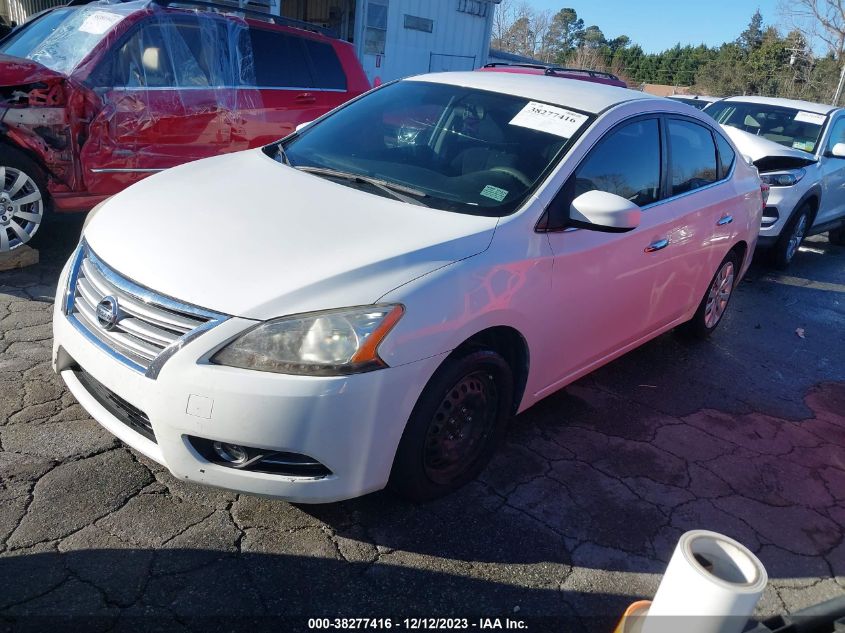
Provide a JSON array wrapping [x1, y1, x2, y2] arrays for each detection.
[[0, 54, 66, 85]]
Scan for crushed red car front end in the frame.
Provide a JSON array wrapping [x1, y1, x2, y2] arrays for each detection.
[[0, 54, 102, 210]]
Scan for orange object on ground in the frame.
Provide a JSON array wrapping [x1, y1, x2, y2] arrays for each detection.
[[613, 601, 652, 633]]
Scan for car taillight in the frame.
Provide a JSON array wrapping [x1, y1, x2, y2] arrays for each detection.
[[760, 182, 770, 209]]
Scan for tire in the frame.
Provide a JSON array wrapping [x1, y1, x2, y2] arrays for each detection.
[[829, 226, 845, 246], [771, 203, 811, 269], [389, 349, 514, 502], [0, 145, 49, 253], [680, 250, 740, 340]]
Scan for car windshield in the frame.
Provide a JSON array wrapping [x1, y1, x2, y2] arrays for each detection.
[[0, 3, 134, 74], [277, 80, 593, 216], [705, 101, 826, 154], [0, 7, 76, 56], [669, 97, 709, 110]]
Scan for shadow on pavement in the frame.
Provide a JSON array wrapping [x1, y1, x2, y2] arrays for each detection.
[[0, 548, 625, 633]]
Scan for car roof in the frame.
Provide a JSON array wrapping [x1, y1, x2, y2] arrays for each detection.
[[407, 71, 655, 115], [667, 95, 717, 102], [718, 95, 839, 115], [68, 0, 339, 41]]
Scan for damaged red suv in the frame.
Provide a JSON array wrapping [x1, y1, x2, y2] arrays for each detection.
[[0, 0, 370, 251]]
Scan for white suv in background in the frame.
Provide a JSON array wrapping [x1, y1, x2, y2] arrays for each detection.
[[706, 96, 845, 268]]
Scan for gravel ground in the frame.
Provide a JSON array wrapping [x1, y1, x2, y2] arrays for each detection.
[[1, 218, 844, 632]]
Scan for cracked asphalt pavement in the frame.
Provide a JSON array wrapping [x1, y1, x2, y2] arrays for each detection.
[[1, 218, 844, 632]]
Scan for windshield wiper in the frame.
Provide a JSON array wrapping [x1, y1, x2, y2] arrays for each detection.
[[276, 144, 293, 167], [296, 166, 428, 206]]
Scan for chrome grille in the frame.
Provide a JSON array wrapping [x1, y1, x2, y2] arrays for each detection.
[[65, 243, 227, 378]]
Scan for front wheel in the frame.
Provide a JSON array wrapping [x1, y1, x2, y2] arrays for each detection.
[[772, 204, 811, 269], [389, 350, 514, 502], [0, 146, 48, 253], [680, 251, 739, 339]]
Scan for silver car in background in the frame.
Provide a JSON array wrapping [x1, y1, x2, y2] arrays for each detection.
[[706, 96, 845, 268]]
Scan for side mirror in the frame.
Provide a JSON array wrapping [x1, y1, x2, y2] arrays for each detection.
[[296, 121, 314, 133], [569, 190, 642, 233], [830, 142, 845, 158]]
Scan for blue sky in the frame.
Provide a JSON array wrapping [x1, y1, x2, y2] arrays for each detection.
[[530, 0, 784, 53]]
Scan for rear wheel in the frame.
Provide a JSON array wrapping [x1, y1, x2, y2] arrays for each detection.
[[772, 203, 811, 269], [389, 350, 513, 502], [0, 146, 48, 253], [680, 251, 739, 339]]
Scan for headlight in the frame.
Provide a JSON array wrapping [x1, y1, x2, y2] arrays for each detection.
[[82, 197, 112, 232], [760, 169, 806, 187], [211, 304, 404, 376]]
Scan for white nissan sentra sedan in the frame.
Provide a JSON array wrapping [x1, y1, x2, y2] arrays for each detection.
[[52, 72, 764, 503]]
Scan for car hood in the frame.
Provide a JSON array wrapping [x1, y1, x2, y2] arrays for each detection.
[[721, 125, 817, 171], [84, 149, 499, 320], [0, 54, 66, 85]]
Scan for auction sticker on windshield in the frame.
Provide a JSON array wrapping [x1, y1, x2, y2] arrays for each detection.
[[79, 11, 124, 35], [795, 111, 826, 126], [509, 101, 588, 139]]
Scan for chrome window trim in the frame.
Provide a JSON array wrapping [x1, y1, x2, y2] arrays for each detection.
[[647, 169, 734, 208], [65, 241, 229, 379], [89, 168, 165, 173]]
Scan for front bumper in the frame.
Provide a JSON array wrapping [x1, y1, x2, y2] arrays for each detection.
[[52, 259, 443, 503], [757, 182, 807, 243]]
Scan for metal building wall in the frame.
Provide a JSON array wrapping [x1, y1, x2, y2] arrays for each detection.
[[1, 0, 65, 25], [354, 0, 496, 84]]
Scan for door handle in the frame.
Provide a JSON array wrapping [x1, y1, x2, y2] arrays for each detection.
[[645, 238, 669, 253], [295, 92, 316, 104], [717, 214, 734, 226]]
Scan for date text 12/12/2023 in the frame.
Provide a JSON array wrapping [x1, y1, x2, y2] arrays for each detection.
[[307, 618, 528, 630]]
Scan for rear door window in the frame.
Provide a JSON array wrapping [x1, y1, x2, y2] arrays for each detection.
[[574, 118, 662, 207], [667, 119, 718, 196], [303, 38, 346, 90], [109, 16, 232, 88], [248, 27, 313, 88]]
